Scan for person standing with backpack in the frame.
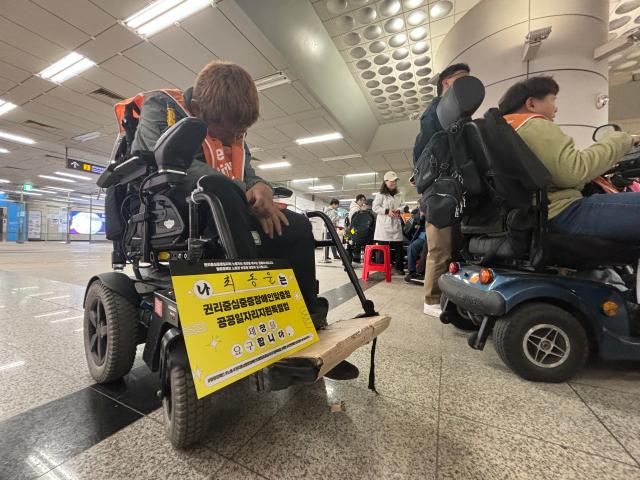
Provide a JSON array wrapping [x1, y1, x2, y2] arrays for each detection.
[[346, 199, 375, 264], [372, 171, 405, 275], [413, 63, 471, 317]]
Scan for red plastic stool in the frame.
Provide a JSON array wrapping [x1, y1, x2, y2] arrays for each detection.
[[362, 244, 391, 282]]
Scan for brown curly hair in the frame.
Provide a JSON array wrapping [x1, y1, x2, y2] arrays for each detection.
[[193, 60, 259, 129]]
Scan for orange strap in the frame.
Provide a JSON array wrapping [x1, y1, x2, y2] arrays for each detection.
[[114, 89, 245, 181], [503, 113, 547, 131], [592, 176, 619, 194]]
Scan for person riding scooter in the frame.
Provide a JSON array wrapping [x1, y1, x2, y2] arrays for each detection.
[[130, 60, 357, 379], [499, 75, 640, 244]]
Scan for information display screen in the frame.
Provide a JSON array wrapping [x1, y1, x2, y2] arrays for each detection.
[[69, 211, 105, 235]]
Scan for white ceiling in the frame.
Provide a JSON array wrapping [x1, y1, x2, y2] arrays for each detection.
[[608, 0, 640, 84], [0, 0, 419, 201], [0, 0, 628, 204], [311, 0, 480, 124]]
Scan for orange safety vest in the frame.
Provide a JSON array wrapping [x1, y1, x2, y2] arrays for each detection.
[[503, 113, 547, 131], [114, 89, 246, 181]]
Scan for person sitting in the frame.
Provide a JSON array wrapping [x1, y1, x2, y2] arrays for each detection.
[[348, 194, 367, 222], [130, 59, 356, 379], [499, 76, 640, 244], [405, 211, 426, 283], [346, 202, 376, 264]]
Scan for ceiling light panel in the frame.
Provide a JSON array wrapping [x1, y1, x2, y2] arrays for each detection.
[[125, 0, 214, 37], [54, 171, 94, 181], [256, 161, 291, 169], [38, 175, 76, 183], [295, 132, 343, 145], [316, 0, 457, 124], [38, 52, 96, 84], [0, 100, 17, 117], [0, 130, 35, 145]]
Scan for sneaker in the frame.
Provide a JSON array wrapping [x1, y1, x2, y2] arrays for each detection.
[[423, 302, 442, 317], [393, 268, 405, 276], [404, 272, 418, 283], [324, 360, 359, 380]]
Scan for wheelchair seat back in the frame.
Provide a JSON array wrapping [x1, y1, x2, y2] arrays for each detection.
[[448, 92, 638, 269], [102, 117, 208, 268]]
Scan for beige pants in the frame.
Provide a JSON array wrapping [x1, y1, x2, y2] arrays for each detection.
[[423, 224, 453, 305]]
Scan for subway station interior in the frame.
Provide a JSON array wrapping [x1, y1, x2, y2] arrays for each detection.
[[1, 1, 640, 479]]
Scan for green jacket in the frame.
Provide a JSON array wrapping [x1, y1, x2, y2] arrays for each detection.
[[515, 118, 633, 218]]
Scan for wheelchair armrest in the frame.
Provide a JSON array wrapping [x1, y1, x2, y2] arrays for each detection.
[[97, 151, 156, 188], [273, 186, 293, 199]]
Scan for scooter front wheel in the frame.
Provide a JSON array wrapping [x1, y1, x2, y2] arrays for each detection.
[[493, 302, 588, 382]]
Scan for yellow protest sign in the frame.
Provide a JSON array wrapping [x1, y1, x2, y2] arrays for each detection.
[[170, 259, 318, 399]]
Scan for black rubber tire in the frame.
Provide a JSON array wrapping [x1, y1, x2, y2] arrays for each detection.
[[163, 364, 211, 448], [493, 302, 588, 383], [84, 280, 138, 383]]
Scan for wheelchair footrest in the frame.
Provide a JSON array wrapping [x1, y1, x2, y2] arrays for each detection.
[[290, 315, 390, 379]]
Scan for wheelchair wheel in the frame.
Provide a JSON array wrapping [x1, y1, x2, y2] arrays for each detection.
[[163, 363, 211, 448], [493, 302, 588, 383], [84, 280, 138, 383]]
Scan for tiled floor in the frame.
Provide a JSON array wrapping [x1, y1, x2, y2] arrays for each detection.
[[1, 242, 640, 479]]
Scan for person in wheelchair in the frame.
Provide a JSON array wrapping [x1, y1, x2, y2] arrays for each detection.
[[499, 76, 640, 244], [129, 60, 356, 378]]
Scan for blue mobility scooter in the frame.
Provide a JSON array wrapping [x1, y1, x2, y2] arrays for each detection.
[[419, 76, 640, 383], [83, 116, 388, 447]]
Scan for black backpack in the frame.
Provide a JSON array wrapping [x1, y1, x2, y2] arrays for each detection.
[[346, 210, 375, 246]]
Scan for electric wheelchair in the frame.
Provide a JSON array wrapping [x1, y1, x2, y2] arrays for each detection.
[[421, 76, 640, 383], [83, 117, 389, 447]]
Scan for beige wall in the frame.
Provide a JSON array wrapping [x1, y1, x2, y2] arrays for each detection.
[[436, 0, 609, 148]]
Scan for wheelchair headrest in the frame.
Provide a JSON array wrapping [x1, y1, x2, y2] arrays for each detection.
[[154, 117, 207, 172], [436, 76, 485, 130]]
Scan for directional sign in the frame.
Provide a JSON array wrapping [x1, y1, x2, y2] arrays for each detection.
[[23, 182, 32, 192], [66, 157, 106, 175]]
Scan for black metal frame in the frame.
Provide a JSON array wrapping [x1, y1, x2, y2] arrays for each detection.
[[307, 210, 377, 318]]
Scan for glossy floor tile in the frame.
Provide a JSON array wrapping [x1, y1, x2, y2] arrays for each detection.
[[438, 413, 640, 480], [1, 243, 640, 479], [231, 380, 438, 480], [0, 388, 142, 480], [0, 341, 85, 422], [572, 383, 640, 464], [439, 353, 637, 464], [40, 417, 225, 480]]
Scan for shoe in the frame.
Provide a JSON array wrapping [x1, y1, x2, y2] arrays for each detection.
[[324, 360, 359, 380], [310, 297, 329, 330], [404, 272, 418, 283], [333, 256, 341, 260], [393, 268, 405, 276], [423, 302, 442, 317], [319, 259, 332, 264]]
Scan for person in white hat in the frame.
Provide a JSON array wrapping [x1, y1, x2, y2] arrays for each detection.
[[371, 171, 405, 275]]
